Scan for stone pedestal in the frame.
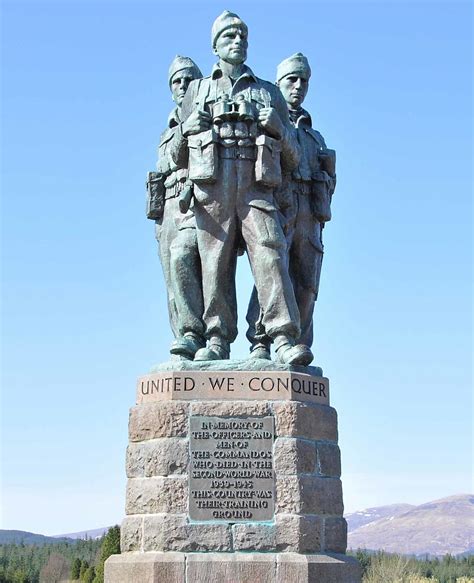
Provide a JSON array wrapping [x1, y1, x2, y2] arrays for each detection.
[[105, 362, 361, 582], [106, 552, 361, 582]]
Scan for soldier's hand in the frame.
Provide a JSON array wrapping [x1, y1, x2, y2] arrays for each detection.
[[182, 110, 212, 137], [258, 107, 284, 140]]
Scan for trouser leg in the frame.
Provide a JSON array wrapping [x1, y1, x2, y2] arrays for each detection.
[[169, 226, 205, 338], [245, 193, 297, 349], [155, 196, 179, 338], [193, 161, 239, 344], [289, 197, 324, 347], [241, 205, 300, 341]]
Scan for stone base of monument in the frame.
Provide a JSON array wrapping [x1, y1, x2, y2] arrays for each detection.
[[106, 552, 360, 582], [105, 364, 361, 583]]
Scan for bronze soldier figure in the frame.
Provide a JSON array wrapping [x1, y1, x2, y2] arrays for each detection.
[[247, 53, 336, 355], [151, 56, 206, 359], [171, 12, 313, 365]]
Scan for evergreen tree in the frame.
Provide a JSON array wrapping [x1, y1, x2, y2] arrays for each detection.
[[83, 566, 96, 583], [93, 526, 120, 583], [79, 560, 89, 580], [71, 557, 82, 579], [12, 568, 29, 583]]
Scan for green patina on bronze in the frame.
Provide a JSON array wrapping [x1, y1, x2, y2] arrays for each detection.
[[147, 13, 336, 368]]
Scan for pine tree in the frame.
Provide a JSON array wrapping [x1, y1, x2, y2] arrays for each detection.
[[93, 526, 120, 583], [71, 557, 82, 579], [83, 566, 96, 583], [79, 560, 89, 580]]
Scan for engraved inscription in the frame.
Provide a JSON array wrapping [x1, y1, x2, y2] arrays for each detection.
[[136, 372, 330, 405], [189, 416, 275, 522]]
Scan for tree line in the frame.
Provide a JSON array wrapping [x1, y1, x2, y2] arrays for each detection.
[[2, 536, 472, 582], [352, 550, 474, 582], [0, 526, 120, 583]]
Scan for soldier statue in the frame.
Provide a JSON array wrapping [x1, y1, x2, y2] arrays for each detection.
[[277, 53, 336, 347], [246, 53, 336, 357], [170, 11, 313, 365], [147, 56, 206, 360]]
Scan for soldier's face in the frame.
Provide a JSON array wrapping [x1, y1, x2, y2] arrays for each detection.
[[214, 26, 248, 65], [279, 75, 309, 108], [171, 68, 196, 106]]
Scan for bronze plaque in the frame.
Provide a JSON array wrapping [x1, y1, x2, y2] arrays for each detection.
[[189, 416, 275, 522]]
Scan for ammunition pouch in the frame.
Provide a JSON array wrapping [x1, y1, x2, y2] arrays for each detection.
[[146, 171, 165, 220], [188, 129, 218, 184], [255, 135, 282, 188], [311, 171, 332, 223], [319, 148, 336, 177]]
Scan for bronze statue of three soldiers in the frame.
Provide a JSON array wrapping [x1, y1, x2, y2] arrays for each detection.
[[147, 11, 336, 367]]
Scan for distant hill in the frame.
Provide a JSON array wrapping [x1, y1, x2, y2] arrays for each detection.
[[346, 503, 415, 532], [0, 526, 112, 546], [53, 526, 111, 540], [0, 530, 74, 546], [347, 494, 474, 556]]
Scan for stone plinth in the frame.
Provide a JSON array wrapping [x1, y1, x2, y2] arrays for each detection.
[[136, 367, 329, 405], [106, 552, 361, 582], [105, 366, 360, 582]]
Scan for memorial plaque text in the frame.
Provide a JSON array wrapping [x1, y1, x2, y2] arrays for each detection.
[[189, 416, 275, 522]]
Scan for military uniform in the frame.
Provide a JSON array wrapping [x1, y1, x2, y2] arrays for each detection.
[[172, 63, 301, 349], [282, 107, 335, 346], [156, 109, 204, 347], [246, 54, 336, 351]]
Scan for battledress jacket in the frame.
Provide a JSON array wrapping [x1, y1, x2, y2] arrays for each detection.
[[291, 107, 335, 189], [168, 63, 300, 202], [157, 107, 187, 191], [276, 107, 336, 221]]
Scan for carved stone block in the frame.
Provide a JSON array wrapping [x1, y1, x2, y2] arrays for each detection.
[[276, 476, 343, 515], [276, 515, 323, 553], [272, 402, 338, 441], [324, 516, 348, 553], [105, 552, 185, 583], [129, 402, 189, 441], [120, 516, 143, 552], [274, 437, 316, 474], [125, 476, 187, 514], [186, 553, 276, 583], [143, 514, 232, 552], [126, 438, 189, 478], [316, 442, 341, 477]]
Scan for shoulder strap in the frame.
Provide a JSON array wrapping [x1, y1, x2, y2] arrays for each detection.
[[194, 78, 211, 110]]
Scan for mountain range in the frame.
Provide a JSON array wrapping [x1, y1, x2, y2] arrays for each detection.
[[347, 494, 473, 556], [0, 526, 111, 546], [0, 530, 74, 546], [53, 526, 111, 540]]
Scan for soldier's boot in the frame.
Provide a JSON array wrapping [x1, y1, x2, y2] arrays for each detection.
[[249, 341, 271, 360], [274, 334, 313, 366], [194, 336, 230, 361], [170, 332, 206, 360]]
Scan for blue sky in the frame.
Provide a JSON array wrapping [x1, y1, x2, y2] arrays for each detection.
[[1, 0, 472, 535]]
